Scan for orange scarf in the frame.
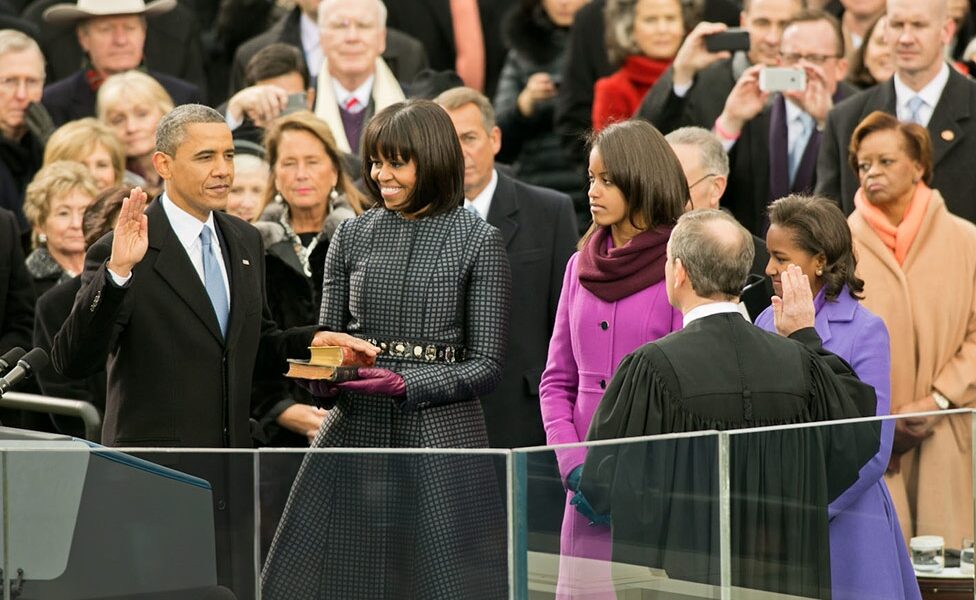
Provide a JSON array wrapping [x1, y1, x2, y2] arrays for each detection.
[[853, 182, 931, 265]]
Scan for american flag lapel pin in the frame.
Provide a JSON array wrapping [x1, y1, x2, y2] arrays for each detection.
[[242, 259, 251, 266]]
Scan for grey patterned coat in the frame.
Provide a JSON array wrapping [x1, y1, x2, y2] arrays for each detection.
[[262, 207, 512, 599]]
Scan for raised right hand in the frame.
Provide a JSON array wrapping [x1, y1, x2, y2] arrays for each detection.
[[107, 187, 149, 277], [672, 22, 732, 87]]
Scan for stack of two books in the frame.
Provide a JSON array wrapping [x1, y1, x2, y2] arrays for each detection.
[[284, 346, 376, 381]]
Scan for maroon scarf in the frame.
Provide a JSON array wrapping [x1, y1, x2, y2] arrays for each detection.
[[578, 225, 673, 302]]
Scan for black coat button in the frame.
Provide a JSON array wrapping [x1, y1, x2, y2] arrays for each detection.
[[600, 321, 609, 330], [599, 379, 606, 389]]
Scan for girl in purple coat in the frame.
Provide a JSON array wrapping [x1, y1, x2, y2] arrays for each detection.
[[539, 120, 685, 598], [756, 195, 919, 600]]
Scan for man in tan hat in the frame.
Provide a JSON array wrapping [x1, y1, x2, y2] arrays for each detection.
[[39, 0, 201, 126]]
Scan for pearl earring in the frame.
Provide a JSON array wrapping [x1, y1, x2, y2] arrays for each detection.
[[816, 267, 823, 276]]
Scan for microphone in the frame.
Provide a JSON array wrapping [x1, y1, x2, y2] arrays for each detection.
[[0, 348, 49, 395], [741, 273, 767, 295], [0, 347, 25, 375]]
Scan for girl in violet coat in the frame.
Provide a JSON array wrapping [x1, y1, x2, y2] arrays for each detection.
[[539, 119, 686, 598], [755, 194, 919, 600]]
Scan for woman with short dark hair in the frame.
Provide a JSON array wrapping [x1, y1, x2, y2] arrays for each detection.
[[848, 110, 976, 559], [754, 193, 919, 600], [263, 99, 512, 599], [539, 119, 684, 596]]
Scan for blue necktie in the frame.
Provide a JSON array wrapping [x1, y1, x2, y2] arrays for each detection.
[[788, 114, 812, 187], [907, 96, 925, 125], [200, 226, 229, 337], [464, 203, 481, 219]]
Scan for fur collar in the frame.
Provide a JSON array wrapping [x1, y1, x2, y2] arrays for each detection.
[[503, 5, 568, 65], [253, 192, 357, 250]]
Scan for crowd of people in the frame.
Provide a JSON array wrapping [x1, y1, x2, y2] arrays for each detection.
[[2, 0, 976, 598]]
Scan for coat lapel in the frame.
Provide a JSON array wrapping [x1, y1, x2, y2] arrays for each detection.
[[486, 171, 519, 248], [147, 200, 225, 344], [927, 69, 969, 167], [215, 213, 255, 349]]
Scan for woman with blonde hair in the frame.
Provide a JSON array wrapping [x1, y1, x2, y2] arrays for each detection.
[[43, 118, 125, 192], [592, 0, 691, 129], [97, 71, 175, 197], [22, 161, 99, 297], [251, 110, 366, 446]]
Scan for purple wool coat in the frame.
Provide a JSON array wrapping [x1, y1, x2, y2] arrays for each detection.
[[540, 251, 682, 597], [756, 286, 920, 600]]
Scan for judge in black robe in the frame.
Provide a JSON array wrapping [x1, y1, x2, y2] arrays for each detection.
[[578, 210, 880, 599]]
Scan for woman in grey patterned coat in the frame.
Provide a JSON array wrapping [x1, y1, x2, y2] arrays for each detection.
[[262, 100, 513, 599]]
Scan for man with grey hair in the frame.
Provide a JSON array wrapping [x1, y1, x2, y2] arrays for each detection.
[[0, 29, 46, 240], [313, 0, 409, 153], [53, 103, 376, 599], [666, 126, 774, 319], [54, 103, 373, 447], [577, 209, 881, 598]]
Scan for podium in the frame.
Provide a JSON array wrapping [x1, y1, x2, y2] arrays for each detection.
[[0, 427, 229, 600]]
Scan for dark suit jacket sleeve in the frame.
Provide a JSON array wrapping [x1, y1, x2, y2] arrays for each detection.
[[635, 67, 688, 133], [1, 210, 34, 352], [550, 195, 579, 328], [51, 235, 131, 379], [814, 108, 844, 204], [33, 282, 100, 405]]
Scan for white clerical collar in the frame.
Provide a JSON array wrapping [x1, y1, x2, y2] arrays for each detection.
[[464, 169, 498, 220], [160, 192, 217, 252], [683, 301, 743, 326], [332, 75, 374, 111], [894, 61, 950, 113]]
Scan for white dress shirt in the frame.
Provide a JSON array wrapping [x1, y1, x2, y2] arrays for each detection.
[[463, 169, 498, 220], [682, 301, 745, 326], [300, 11, 324, 79], [109, 194, 231, 308], [332, 75, 374, 114], [893, 62, 950, 127]]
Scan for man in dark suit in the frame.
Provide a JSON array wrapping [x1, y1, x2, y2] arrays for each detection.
[[715, 10, 856, 235], [0, 207, 33, 356], [23, 0, 207, 100], [229, 0, 428, 97], [666, 126, 774, 320], [578, 210, 878, 597], [635, 0, 803, 135], [817, 0, 976, 222], [0, 30, 45, 242], [436, 87, 578, 448], [51, 104, 375, 599], [39, 0, 202, 126]]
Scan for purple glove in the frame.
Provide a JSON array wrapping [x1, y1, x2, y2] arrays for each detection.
[[336, 367, 406, 397], [295, 379, 340, 399]]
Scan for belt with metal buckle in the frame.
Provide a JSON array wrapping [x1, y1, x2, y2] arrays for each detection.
[[361, 337, 466, 363]]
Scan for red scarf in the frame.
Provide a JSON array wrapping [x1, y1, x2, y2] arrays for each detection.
[[578, 225, 673, 302], [853, 182, 930, 265]]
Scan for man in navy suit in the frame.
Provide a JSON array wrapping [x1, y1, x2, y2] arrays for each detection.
[[39, 0, 202, 125], [436, 87, 578, 449]]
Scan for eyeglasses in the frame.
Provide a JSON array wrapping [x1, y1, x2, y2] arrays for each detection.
[[0, 76, 43, 95], [688, 173, 718, 189], [779, 52, 840, 66]]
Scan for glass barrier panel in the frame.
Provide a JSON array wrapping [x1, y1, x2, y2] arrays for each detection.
[[724, 411, 975, 600], [512, 431, 728, 600]]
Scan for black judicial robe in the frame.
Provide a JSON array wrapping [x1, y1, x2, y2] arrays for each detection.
[[580, 312, 879, 599]]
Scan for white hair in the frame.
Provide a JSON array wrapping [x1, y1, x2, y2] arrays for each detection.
[[318, 0, 388, 29]]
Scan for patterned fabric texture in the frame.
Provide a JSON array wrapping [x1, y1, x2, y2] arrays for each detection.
[[262, 207, 512, 599]]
